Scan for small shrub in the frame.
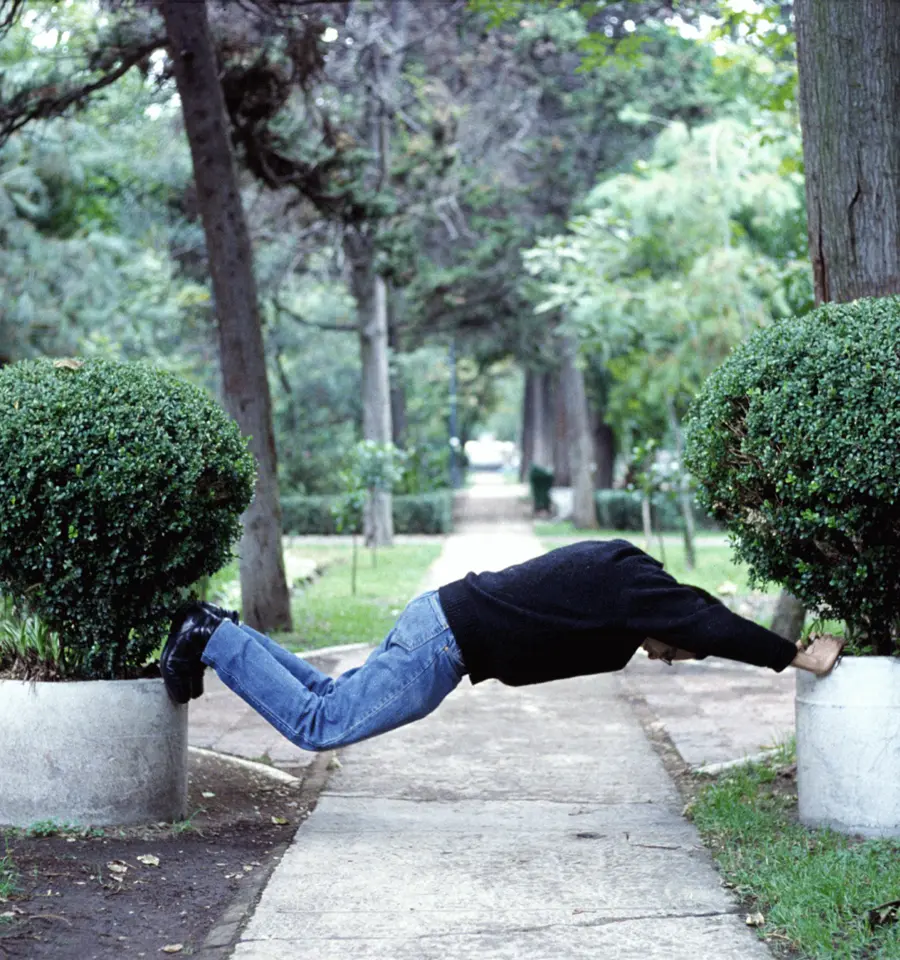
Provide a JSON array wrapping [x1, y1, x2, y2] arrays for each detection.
[[0, 358, 256, 679], [685, 297, 900, 654]]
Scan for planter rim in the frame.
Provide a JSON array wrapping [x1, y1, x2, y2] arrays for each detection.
[[0, 676, 163, 688]]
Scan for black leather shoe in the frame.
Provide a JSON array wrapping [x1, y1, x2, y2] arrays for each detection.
[[199, 601, 240, 625], [160, 603, 224, 704]]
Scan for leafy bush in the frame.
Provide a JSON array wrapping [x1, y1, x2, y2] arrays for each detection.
[[685, 297, 900, 654], [594, 490, 717, 532], [0, 358, 256, 679], [282, 491, 454, 535]]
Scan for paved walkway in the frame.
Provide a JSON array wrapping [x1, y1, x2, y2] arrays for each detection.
[[191, 484, 790, 958]]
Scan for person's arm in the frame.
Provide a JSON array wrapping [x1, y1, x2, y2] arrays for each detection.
[[623, 564, 798, 672]]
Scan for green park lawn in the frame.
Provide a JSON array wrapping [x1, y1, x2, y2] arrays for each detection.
[[207, 541, 443, 653], [691, 746, 900, 960]]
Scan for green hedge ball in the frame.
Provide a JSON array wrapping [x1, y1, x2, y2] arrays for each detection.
[[0, 358, 256, 679], [684, 296, 900, 648]]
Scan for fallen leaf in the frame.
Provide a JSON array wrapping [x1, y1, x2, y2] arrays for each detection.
[[746, 912, 765, 927], [717, 580, 738, 597], [137, 854, 160, 867], [271, 816, 289, 825], [327, 756, 342, 771], [201, 791, 216, 799], [107, 861, 129, 876], [160, 945, 184, 954]]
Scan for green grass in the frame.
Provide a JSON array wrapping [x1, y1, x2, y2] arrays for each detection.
[[691, 747, 900, 958], [537, 527, 771, 598], [272, 542, 442, 652], [0, 846, 18, 901]]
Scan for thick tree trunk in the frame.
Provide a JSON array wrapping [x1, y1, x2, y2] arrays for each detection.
[[346, 231, 394, 547], [560, 337, 597, 530], [162, 0, 291, 632], [795, 0, 900, 304], [552, 373, 571, 487]]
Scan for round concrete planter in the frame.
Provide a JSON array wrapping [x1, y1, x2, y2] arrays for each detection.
[[0, 677, 187, 828], [796, 657, 900, 837]]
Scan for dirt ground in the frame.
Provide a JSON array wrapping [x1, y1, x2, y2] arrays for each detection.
[[0, 752, 323, 959]]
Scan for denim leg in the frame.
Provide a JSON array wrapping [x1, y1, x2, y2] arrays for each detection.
[[233, 623, 335, 696], [202, 592, 466, 751]]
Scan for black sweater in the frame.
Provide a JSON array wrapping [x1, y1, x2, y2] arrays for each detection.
[[438, 539, 798, 687]]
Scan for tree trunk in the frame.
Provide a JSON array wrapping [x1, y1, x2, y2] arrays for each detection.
[[387, 287, 407, 449], [161, 0, 291, 632], [592, 414, 615, 490], [530, 370, 554, 471], [520, 370, 535, 482], [795, 0, 900, 304], [345, 231, 394, 547], [552, 373, 572, 487], [770, 591, 807, 642], [560, 337, 597, 530]]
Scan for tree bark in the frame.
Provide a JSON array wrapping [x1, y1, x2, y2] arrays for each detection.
[[592, 414, 615, 490], [560, 337, 598, 530], [161, 0, 291, 632], [770, 591, 807, 642], [531, 370, 554, 471], [346, 231, 394, 547], [520, 370, 535, 482], [387, 286, 407, 449], [552, 373, 572, 487], [795, 0, 900, 304]]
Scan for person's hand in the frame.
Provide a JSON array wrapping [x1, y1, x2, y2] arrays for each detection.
[[642, 638, 697, 664]]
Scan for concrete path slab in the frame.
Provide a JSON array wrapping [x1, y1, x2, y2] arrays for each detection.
[[226, 513, 774, 960]]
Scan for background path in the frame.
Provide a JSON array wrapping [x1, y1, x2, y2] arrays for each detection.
[[211, 480, 777, 959]]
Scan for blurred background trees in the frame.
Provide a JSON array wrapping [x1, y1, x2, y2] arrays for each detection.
[[0, 0, 829, 629]]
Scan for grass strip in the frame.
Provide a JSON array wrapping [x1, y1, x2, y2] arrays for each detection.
[[275, 542, 443, 652], [690, 748, 900, 959]]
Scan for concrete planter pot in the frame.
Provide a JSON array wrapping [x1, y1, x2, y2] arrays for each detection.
[[0, 677, 187, 828], [796, 657, 900, 837]]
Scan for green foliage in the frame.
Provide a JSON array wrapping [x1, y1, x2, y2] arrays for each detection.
[[0, 594, 62, 679], [525, 114, 810, 445], [0, 358, 256, 679], [0, 845, 18, 901], [282, 492, 454, 536], [685, 297, 900, 655], [594, 489, 717, 533]]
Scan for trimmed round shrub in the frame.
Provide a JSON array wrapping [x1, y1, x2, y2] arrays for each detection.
[[684, 297, 900, 654], [0, 358, 256, 679]]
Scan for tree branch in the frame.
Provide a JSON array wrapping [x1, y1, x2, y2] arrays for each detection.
[[273, 296, 357, 333], [0, 36, 165, 146]]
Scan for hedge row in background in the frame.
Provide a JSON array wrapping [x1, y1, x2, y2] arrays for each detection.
[[594, 490, 719, 533], [281, 491, 454, 536]]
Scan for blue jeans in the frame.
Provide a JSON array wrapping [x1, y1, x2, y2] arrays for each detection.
[[201, 590, 467, 751]]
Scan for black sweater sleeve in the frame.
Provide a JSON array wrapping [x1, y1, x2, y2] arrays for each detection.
[[623, 563, 798, 673]]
